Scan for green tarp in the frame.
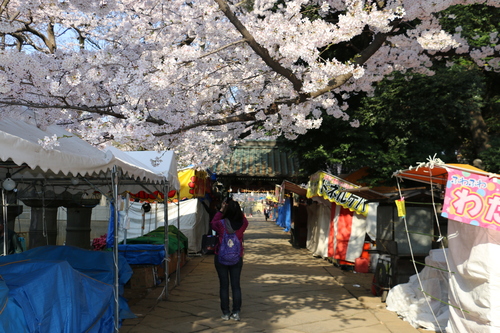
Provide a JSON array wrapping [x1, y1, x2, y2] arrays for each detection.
[[124, 225, 188, 254]]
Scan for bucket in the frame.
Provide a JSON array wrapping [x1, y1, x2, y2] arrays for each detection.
[[355, 257, 370, 273]]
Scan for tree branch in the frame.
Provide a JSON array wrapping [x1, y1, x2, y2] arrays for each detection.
[[19, 21, 57, 53], [0, 10, 401, 138], [151, 28, 397, 136], [153, 103, 280, 136], [199, 38, 247, 59], [0, 100, 127, 119], [0, 0, 12, 16], [153, 111, 258, 136], [212, 0, 304, 94], [424, 48, 500, 61], [309, 26, 397, 99]]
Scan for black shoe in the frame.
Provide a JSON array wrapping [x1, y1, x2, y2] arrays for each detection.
[[230, 312, 240, 321], [221, 314, 230, 320]]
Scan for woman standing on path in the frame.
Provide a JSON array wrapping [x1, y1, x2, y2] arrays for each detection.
[[210, 197, 249, 321]]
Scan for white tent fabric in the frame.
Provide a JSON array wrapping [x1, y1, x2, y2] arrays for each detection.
[[168, 199, 210, 254], [0, 118, 113, 178], [118, 198, 209, 253], [306, 197, 332, 258], [102, 146, 165, 184], [447, 220, 500, 333], [0, 118, 163, 184], [386, 248, 450, 331], [366, 202, 379, 241], [123, 150, 180, 191], [393, 162, 500, 332]]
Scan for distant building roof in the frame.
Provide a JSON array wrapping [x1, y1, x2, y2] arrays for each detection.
[[213, 141, 304, 185]]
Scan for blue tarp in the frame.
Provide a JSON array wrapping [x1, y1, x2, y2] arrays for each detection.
[[0, 279, 27, 332], [107, 202, 117, 249], [118, 244, 165, 265], [0, 245, 135, 333], [276, 198, 292, 232]]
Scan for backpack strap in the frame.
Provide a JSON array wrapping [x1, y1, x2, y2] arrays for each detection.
[[223, 218, 235, 234]]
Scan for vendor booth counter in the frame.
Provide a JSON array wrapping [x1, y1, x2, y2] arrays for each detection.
[[119, 225, 188, 289], [124, 251, 187, 289]]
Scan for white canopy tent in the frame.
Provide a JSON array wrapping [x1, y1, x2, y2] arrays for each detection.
[[101, 149, 189, 288], [123, 150, 180, 191], [0, 118, 165, 184], [0, 118, 113, 180], [0, 117, 178, 332]]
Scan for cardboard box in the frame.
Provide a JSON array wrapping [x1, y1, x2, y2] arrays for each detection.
[[168, 252, 178, 275], [129, 265, 157, 289], [127, 253, 187, 289]]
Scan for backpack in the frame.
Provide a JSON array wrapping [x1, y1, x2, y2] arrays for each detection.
[[218, 218, 242, 265]]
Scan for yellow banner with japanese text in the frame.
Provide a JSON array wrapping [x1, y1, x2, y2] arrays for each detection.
[[307, 171, 368, 216]]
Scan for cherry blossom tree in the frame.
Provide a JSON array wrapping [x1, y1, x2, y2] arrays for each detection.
[[0, 0, 499, 167]]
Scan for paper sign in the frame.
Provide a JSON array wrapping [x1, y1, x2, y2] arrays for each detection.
[[442, 169, 500, 231], [396, 198, 406, 217]]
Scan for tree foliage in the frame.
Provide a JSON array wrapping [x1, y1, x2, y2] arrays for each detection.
[[279, 3, 500, 184], [281, 65, 497, 185]]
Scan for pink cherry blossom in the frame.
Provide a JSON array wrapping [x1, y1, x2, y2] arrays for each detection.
[[0, 0, 497, 168]]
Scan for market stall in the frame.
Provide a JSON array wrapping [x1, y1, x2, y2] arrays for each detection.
[[391, 161, 500, 332], [306, 171, 378, 267], [116, 198, 209, 254], [275, 180, 308, 247], [0, 116, 172, 332]]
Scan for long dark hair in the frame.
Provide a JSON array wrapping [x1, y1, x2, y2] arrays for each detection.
[[224, 198, 244, 230]]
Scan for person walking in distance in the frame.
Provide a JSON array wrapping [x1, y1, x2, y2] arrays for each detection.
[[210, 197, 249, 321]]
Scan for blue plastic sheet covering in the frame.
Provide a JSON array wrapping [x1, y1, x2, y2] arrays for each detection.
[[107, 202, 117, 249], [276, 198, 292, 232], [118, 244, 164, 265], [0, 245, 136, 333], [0, 279, 27, 333]]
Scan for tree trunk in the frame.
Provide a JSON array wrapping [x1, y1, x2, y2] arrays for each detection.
[[470, 109, 490, 158]]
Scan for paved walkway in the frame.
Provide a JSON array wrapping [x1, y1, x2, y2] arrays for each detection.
[[120, 216, 420, 333]]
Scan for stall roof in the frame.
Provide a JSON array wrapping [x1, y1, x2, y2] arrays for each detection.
[[281, 180, 307, 197], [336, 167, 396, 200], [0, 118, 113, 177], [0, 118, 163, 184], [102, 146, 167, 185], [393, 163, 492, 186], [339, 186, 395, 201], [123, 150, 180, 190], [0, 117, 171, 331]]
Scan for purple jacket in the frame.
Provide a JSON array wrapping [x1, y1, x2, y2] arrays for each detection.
[[210, 211, 248, 256]]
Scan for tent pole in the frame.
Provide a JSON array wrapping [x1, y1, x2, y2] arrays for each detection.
[[163, 182, 169, 300], [176, 191, 181, 286], [111, 166, 120, 333], [2, 189, 7, 256]]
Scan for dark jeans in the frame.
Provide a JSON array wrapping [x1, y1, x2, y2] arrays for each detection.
[[214, 254, 243, 315]]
